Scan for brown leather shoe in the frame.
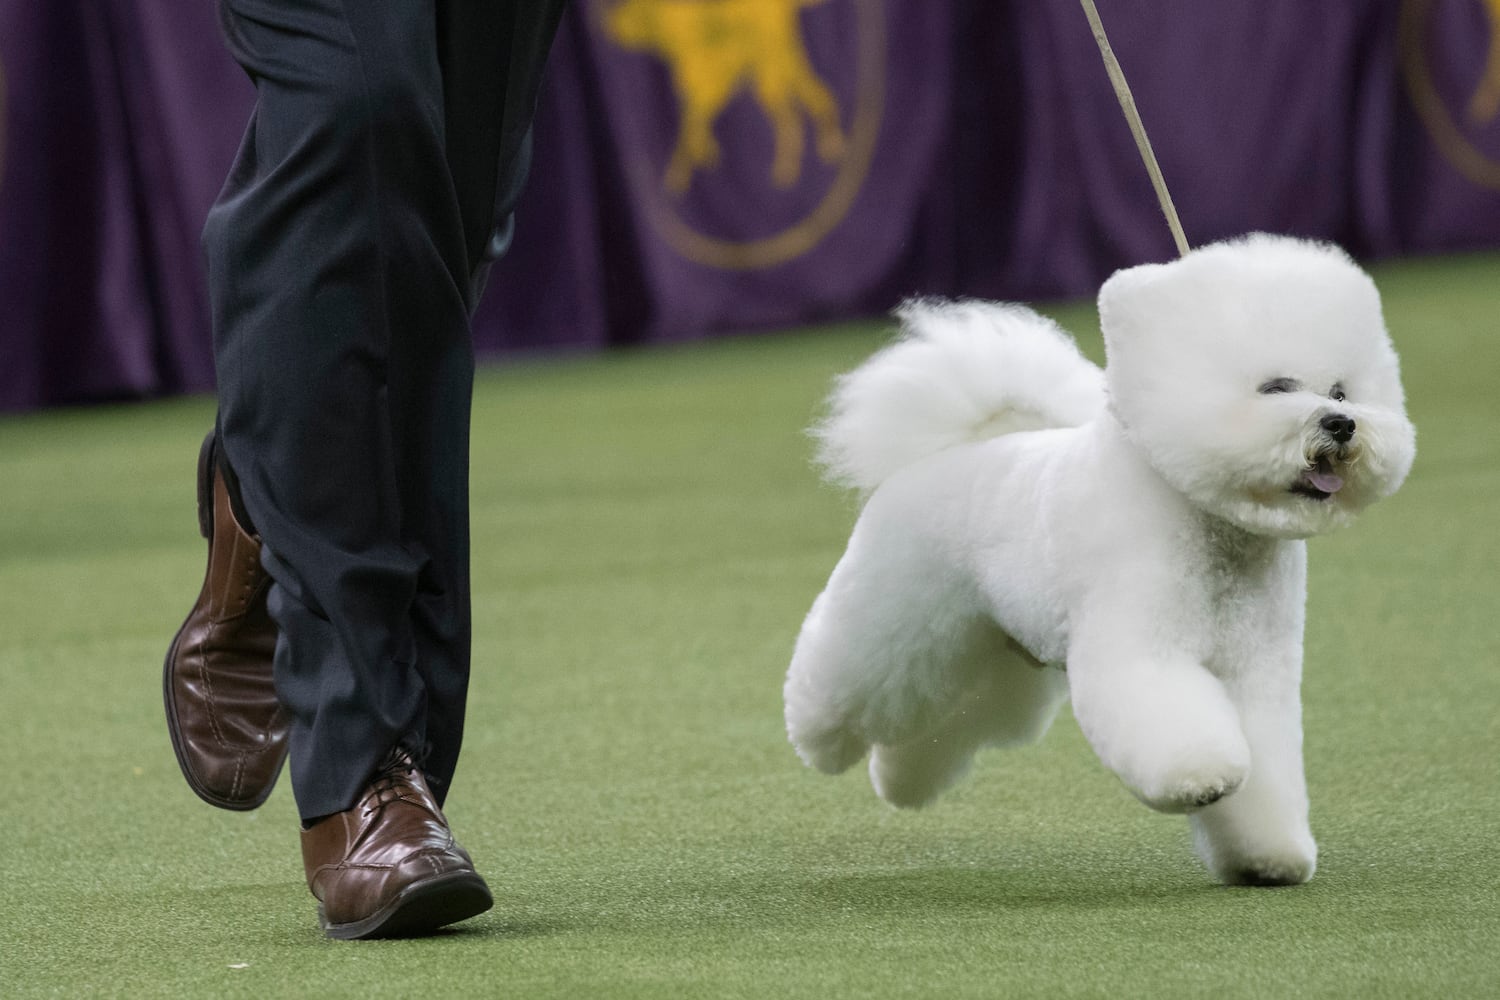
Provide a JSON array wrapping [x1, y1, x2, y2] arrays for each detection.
[[163, 432, 288, 810], [301, 749, 493, 939]]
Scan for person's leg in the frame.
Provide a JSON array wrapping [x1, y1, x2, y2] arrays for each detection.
[[203, 0, 474, 821], [199, 0, 505, 939], [413, 0, 566, 800], [183, 0, 564, 937]]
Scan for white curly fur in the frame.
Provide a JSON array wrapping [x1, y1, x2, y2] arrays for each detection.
[[814, 300, 1106, 493], [784, 234, 1416, 886]]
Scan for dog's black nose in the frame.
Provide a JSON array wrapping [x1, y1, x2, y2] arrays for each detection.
[[1320, 413, 1356, 443]]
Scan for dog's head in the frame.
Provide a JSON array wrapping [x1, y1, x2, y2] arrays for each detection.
[[1099, 234, 1416, 539]]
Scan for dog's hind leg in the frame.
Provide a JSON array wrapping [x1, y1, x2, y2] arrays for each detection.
[[869, 643, 1068, 808], [784, 537, 976, 775], [783, 588, 880, 774]]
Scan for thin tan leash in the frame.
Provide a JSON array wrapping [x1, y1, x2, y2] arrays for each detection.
[[1079, 0, 1190, 257]]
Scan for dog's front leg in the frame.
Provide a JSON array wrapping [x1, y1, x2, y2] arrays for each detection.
[[1066, 609, 1251, 814], [1188, 660, 1317, 886]]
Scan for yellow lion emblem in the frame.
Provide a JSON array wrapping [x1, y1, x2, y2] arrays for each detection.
[[603, 0, 847, 193]]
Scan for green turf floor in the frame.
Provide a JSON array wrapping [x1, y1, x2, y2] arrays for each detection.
[[2, 252, 1498, 998]]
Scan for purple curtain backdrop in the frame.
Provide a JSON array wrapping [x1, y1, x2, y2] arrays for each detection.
[[3, 0, 1499, 412]]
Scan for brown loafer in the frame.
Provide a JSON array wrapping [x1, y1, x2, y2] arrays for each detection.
[[163, 431, 288, 810], [301, 749, 493, 940]]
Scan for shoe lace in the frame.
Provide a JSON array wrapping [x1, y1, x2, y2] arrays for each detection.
[[362, 743, 431, 816]]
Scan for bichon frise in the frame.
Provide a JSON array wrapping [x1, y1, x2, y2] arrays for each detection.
[[783, 234, 1416, 886]]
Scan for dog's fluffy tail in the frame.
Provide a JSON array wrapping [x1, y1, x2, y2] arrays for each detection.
[[814, 299, 1106, 492]]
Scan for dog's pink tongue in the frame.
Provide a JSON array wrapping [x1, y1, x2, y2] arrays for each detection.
[[1306, 469, 1344, 494]]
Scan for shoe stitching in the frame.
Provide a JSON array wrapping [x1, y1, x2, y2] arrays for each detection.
[[198, 534, 277, 757], [195, 628, 232, 755], [198, 632, 279, 757], [321, 847, 464, 876]]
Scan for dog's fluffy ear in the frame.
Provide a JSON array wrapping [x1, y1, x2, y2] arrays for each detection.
[[1097, 261, 1170, 360]]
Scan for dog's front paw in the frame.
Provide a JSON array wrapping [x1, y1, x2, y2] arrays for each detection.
[[1128, 753, 1250, 814], [1195, 821, 1318, 887], [1220, 855, 1316, 887], [1206, 843, 1317, 887], [1100, 712, 1252, 814], [1134, 770, 1247, 814]]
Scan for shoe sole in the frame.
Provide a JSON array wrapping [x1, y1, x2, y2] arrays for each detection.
[[162, 431, 286, 812], [320, 871, 494, 940]]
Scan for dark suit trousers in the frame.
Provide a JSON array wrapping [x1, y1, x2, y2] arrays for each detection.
[[203, 0, 565, 822]]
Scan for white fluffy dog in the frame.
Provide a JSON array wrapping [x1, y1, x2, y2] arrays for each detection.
[[783, 234, 1416, 885]]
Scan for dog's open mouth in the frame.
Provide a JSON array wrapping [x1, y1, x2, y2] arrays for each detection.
[[1290, 455, 1344, 502]]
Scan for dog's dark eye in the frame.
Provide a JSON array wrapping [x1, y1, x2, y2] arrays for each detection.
[[1258, 378, 1298, 395], [1330, 384, 1346, 402]]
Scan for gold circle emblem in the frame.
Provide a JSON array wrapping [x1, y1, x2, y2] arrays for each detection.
[[1400, 0, 1500, 190], [594, 0, 885, 270]]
